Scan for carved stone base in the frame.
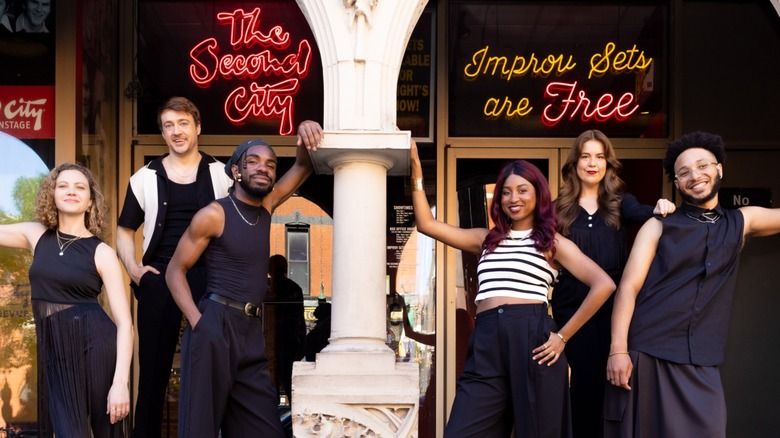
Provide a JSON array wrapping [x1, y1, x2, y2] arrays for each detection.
[[292, 351, 419, 437]]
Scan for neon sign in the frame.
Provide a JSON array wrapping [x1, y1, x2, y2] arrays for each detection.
[[464, 46, 576, 80], [189, 7, 312, 135], [542, 82, 638, 126], [463, 42, 652, 127]]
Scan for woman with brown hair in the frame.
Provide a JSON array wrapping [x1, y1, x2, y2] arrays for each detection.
[[0, 163, 132, 437], [552, 130, 674, 438]]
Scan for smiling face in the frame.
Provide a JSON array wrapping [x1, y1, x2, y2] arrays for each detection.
[[500, 173, 537, 230], [24, 0, 51, 29], [233, 145, 278, 199], [160, 109, 201, 157], [54, 169, 92, 216], [575, 139, 607, 188], [673, 147, 722, 209]]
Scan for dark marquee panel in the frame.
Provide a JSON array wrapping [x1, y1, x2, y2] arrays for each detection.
[[448, 1, 669, 138]]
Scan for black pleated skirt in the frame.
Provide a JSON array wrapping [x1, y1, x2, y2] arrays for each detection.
[[33, 300, 127, 438]]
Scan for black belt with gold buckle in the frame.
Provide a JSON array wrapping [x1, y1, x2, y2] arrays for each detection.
[[206, 293, 261, 318]]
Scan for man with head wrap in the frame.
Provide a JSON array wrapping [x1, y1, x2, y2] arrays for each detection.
[[167, 122, 322, 438]]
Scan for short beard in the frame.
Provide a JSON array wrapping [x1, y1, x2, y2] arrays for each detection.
[[238, 175, 273, 199], [679, 173, 721, 206]]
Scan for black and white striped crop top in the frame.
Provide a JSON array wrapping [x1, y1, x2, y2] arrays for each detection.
[[475, 229, 558, 305]]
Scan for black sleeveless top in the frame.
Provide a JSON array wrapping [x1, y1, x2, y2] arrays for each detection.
[[29, 229, 103, 304], [205, 195, 271, 304]]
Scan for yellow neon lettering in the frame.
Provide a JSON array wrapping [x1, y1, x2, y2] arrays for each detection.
[[464, 46, 488, 79], [589, 42, 653, 79], [466, 46, 576, 80], [484, 96, 533, 119]]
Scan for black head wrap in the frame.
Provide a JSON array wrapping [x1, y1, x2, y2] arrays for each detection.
[[224, 139, 271, 179]]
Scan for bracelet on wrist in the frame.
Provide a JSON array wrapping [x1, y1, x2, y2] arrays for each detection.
[[555, 332, 567, 344], [411, 177, 424, 192], [609, 351, 630, 357]]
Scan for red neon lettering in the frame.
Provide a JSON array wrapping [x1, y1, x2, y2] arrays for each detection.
[[190, 39, 311, 86], [542, 81, 639, 126], [217, 7, 290, 50], [225, 79, 300, 135], [189, 38, 219, 86], [189, 8, 313, 135]]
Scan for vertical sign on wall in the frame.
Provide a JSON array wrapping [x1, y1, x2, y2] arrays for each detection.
[[397, 9, 434, 142]]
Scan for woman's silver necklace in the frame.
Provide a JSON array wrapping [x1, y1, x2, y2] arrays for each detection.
[[56, 229, 84, 256], [228, 194, 260, 226]]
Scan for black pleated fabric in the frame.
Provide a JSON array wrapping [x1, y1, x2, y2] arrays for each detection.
[[33, 301, 127, 438]]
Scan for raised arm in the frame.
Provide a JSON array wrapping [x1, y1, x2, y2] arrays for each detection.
[[0, 222, 45, 251], [265, 120, 321, 212], [741, 206, 780, 238], [621, 193, 675, 223], [606, 217, 662, 390], [165, 202, 224, 328], [410, 139, 487, 254], [95, 243, 133, 424]]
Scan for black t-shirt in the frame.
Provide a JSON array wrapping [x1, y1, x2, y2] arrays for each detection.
[[155, 180, 199, 258]]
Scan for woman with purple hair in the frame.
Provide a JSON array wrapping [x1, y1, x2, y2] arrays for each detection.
[[409, 140, 614, 438]]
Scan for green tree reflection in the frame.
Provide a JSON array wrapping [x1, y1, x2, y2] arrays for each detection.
[[0, 174, 43, 426]]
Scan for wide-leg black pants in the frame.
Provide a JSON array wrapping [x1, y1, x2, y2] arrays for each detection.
[[178, 298, 283, 438], [445, 304, 572, 438]]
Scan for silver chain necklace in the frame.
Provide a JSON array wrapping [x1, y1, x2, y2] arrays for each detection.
[[165, 158, 197, 181], [228, 194, 260, 226], [685, 211, 721, 224], [56, 229, 84, 256]]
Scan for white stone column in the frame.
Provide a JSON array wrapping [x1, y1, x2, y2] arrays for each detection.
[[292, 1, 428, 436], [328, 154, 391, 349]]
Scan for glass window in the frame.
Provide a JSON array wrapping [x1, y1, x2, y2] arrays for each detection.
[[286, 226, 310, 296], [136, 0, 324, 136], [448, 1, 669, 137]]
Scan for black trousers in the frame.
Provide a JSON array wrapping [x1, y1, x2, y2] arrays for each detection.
[[132, 262, 207, 438], [445, 304, 571, 438], [552, 305, 612, 438], [178, 298, 284, 438]]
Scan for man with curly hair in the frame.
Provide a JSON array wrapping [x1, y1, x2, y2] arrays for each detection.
[[604, 131, 780, 437]]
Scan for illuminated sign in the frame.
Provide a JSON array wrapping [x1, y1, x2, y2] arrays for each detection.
[[0, 86, 55, 139], [188, 7, 313, 135], [448, 3, 667, 138], [464, 42, 651, 127]]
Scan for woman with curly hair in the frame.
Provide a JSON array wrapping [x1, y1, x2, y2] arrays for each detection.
[[551, 130, 674, 438], [410, 140, 615, 437], [0, 163, 132, 437]]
